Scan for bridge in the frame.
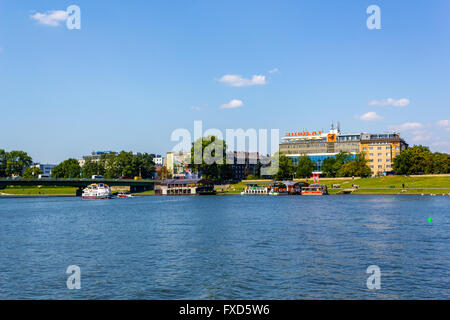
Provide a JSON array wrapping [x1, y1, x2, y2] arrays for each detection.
[[0, 178, 156, 196]]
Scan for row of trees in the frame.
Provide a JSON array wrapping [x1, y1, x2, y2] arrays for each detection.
[[0, 150, 33, 177], [273, 151, 372, 180], [393, 145, 450, 174], [322, 152, 372, 178], [51, 152, 156, 179]]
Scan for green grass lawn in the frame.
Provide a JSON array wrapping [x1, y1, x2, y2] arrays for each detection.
[[227, 176, 450, 195], [131, 190, 155, 196], [0, 186, 77, 195]]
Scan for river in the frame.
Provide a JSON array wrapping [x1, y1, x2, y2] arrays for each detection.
[[0, 195, 448, 299]]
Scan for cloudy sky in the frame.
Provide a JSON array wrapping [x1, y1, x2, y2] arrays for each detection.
[[0, 0, 449, 163]]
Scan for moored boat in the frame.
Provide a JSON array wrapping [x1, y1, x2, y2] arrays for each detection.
[[301, 184, 328, 196], [241, 183, 272, 195], [82, 183, 112, 199], [117, 191, 133, 198]]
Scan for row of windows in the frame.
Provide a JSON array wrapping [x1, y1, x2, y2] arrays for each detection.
[[370, 165, 392, 169]]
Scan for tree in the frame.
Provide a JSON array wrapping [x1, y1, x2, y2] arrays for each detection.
[[0, 149, 7, 177], [431, 152, 449, 174], [157, 166, 171, 180], [132, 153, 155, 179], [393, 145, 432, 175], [273, 152, 295, 181], [295, 156, 315, 178], [81, 158, 105, 178], [51, 159, 81, 178], [189, 136, 232, 181], [5, 150, 32, 176], [23, 167, 43, 179], [322, 157, 337, 177], [337, 154, 372, 178]]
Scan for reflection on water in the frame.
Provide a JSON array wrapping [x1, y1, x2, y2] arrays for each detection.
[[0, 195, 448, 299]]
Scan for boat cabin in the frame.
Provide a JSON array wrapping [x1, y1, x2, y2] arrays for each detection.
[[156, 179, 215, 195], [301, 183, 328, 195], [242, 183, 272, 195]]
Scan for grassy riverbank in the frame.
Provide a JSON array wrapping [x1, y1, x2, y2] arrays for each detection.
[[0, 186, 77, 196], [1, 176, 449, 196], [217, 176, 450, 195]]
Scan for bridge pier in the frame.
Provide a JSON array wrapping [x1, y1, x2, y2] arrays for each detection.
[[130, 185, 153, 193]]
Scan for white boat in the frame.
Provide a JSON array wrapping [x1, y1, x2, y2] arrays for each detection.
[[241, 183, 271, 195], [82, 183, 112, 199]]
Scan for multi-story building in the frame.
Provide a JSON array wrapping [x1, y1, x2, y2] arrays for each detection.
[[226, 151, 262, 181], [32, 163, 56, 176], [153, 155, 163, 166], [360, 133, 408, 176], [279, 125, 408, 176]]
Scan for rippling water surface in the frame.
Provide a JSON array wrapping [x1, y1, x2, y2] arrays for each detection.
[[0, 195, 448, 299]]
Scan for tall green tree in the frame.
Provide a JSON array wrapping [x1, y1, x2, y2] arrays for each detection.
[[321, 152, 353, 177], [336, 153, 372, 178], [393, 145, 433, 175], [0, 149, 7, 177], [6, 150, 32, 176], [22, 167, 43, 179], [295, 156, 316, 178], [189, 136, 232, 181], [51, 159, 81, 178], [81, 158, 105, 178], [273, 152, 295, 181], [132, 153, 155, 178]]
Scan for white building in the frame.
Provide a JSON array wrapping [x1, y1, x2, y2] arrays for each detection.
[[153, 156, 163, 166], [32, 163, 56, 176]]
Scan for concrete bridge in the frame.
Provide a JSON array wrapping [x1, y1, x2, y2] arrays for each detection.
[[0, 178, 156, 196]]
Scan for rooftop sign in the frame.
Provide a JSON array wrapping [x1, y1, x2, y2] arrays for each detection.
[[285, 131, 323, 137]]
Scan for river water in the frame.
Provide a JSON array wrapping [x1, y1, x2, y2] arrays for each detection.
[[0, 195, 448, 299]]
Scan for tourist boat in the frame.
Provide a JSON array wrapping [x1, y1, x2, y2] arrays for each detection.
[[117, 191, 133, 198], [82, 183, 112, 199], [301, 184, 328, 196], [241, 183, 272, 195], [156, 179, 216, 195], [269, 182, 289, 196]]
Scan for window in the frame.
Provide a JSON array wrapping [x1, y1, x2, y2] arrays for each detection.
[[378, 153, 382, 156], [369, 147, 373, 150], [370, 165, 374, 168], [386, 159, 390, 162], [363, 147, 367, 151], [378, 147, 382, 150], [378, 159, 382, 162], [378, 165, 382, 168], [386, 153, 390, 156], [369, 153, 373, 156], [396, 146, 400, 150]]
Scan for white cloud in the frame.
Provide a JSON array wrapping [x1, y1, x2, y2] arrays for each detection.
[[390, 122, 424, 131], [190, 106, 201, 111], [30, 10, 68, 26], [217, 74, 266, 87], [358, 111, 383, 121], [220, 99, 244, 109], [268, 68, 279, 74], [437, 120, 450, 131], [0, 48, 3, 53], [368, 98, 410, 107]]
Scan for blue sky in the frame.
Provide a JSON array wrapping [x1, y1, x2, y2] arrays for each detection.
[[0, 0, 449, 163]]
